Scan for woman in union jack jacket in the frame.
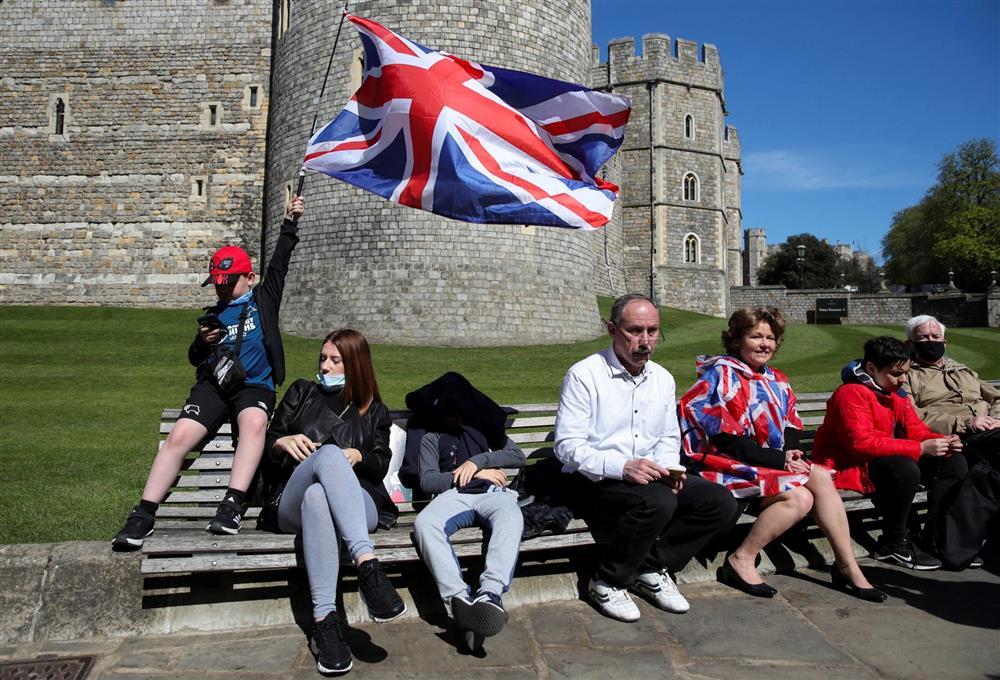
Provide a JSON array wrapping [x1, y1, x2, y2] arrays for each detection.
[[678, 306, 885, 603]]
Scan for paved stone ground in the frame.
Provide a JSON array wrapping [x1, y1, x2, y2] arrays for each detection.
[[2, 560, 997, 680]]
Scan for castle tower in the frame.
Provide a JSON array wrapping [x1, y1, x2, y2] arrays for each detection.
[[265, 0, 602, 345], [591, 34, 741, 317], [744, 227, 767, 285], [0, 1, 272, 307]]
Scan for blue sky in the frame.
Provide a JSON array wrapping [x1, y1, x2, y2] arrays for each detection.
[[592, 0, 1000, 260]]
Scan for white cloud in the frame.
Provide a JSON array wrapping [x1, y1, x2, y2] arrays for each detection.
[[743, 149, 923, 191]]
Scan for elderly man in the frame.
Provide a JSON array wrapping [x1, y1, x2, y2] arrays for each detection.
[[554, 294, 737, 622], [905, 315, 1000, 440], [904, 314, 998, 567]]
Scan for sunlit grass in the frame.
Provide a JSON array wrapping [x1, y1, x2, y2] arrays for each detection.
[[2, 303, 997, 544]]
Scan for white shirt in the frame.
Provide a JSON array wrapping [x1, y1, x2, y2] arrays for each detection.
[[554, 345, 682, 482]]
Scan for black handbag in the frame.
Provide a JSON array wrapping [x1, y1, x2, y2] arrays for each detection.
[[203, 306, 249, 394]]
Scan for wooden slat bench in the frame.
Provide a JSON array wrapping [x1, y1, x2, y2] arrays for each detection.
[[141, 380, 1000, 576], [142, 404, 590, 575]]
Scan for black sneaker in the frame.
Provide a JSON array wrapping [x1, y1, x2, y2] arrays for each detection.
[[357, 558, 406, 622], [872, 538, 941, 570], [310, 612, 352, 675], [969, 555, 984, 569], [111, 505, 155, 552], [452, 590, 508, 638], [206, 496, 243, 535]]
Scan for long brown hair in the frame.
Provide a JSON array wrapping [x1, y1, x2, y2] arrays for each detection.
[[322, 328, 381, 415]]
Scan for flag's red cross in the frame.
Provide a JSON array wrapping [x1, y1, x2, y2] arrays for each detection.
[[312, 16, 622, 227]]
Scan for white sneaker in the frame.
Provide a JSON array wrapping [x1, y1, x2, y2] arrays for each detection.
[[630, 570, 690, 614], [588, 576, 640, 622]]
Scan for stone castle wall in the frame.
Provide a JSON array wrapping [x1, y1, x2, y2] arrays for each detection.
[[591, 34, 740, 317], [988, 289, 1000, 328], [0, 1, 272, 307], [730, 286, 995, 327], [265, 0, 603, 345], [589, 149, 628, 299], [1, 0, 742, 341]]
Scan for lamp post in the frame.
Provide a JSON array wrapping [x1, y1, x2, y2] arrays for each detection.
[[795, 244, 806, 289]]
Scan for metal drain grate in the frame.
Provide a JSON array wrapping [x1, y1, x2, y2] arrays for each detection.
[[0, 656, 93, 680]]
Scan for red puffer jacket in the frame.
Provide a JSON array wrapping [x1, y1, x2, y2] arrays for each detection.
[[812, 383, 943, 493]]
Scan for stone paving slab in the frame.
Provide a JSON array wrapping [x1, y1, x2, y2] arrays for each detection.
[[0, 560, 996, 679]]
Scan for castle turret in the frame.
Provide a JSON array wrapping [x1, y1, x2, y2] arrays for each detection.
[[591, 31, 741, 317], [265, 0, 601, 345], [744, 227, 767, 285]]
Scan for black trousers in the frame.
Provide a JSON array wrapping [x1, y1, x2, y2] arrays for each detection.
[[867, 453, 968, 545], [563, 473, 737, 587]]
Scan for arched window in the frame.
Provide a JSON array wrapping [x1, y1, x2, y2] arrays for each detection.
[[348, 46, 365, 92], [54, 98, 65, 135], [683, 172, 699, 202], [684, 114, 694, 140], [279, 0, 291, 37], [683, 233, 700, 264]]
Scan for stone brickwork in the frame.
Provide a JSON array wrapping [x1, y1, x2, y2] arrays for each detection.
[[591, 34, 741, 317], [590, 150, 628, 299], [743, 227, 767, 285], [1, 0, 743, 342], [988, 288, 1000, 328], [0, 1, 272, 307], [730, 286, 997, 327], [265, 0, 605, 345]]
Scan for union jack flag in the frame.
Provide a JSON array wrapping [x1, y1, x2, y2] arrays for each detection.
[[302, 15, 631, 229], [678, 354, 817, 498], [691, 453, 831, 499]]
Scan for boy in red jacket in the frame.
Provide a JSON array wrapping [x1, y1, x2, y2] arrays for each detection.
[[813, 336, 964, 570]]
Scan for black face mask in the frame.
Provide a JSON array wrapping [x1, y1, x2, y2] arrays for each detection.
[[912, 340, 946, 363]]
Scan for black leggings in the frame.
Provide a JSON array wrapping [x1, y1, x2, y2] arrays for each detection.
[[867, 454, 968, 544]]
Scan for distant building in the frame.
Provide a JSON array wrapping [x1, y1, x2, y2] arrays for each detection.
[[743, 227, 767, 285], [742, 229, 874, 285]]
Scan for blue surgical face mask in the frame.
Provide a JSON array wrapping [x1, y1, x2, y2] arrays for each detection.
[[317, 373, 346, 391]]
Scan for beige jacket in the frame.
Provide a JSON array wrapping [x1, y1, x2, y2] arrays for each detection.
[[904, 357, 1000, 434]]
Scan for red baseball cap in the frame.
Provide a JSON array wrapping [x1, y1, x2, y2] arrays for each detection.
[[202, 246, 253, 287]]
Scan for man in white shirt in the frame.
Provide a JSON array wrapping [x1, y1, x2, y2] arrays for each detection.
[[554, 294, 737, 622]]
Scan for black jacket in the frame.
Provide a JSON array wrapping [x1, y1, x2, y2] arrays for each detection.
[[257, 379, 398, 529], [188, 217, 299, 387]]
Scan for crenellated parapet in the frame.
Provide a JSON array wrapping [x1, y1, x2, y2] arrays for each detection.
[[591, 34, 723, 92], [724, 125, 741, 161]]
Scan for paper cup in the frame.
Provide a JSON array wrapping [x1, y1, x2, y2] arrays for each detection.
[[666, 464, 686, 480]]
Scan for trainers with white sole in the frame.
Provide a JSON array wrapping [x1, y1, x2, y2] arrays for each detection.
[[588, 576, 640, 622], [630, 569, 690, 613]]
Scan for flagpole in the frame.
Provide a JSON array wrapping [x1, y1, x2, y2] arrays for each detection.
[[296, 1, 350, 198]]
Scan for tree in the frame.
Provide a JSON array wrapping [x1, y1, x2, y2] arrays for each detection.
[[882, 139, 1000, 291], [757, 233, 842, 289], [838, 255, 882, 293]]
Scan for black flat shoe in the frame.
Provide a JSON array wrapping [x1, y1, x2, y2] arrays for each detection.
[[718, 558, 777, 598], [831, 568, 887, 603]]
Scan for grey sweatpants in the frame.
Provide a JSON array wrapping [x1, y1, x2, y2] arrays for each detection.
[[277, 444, 378, 619], [413, 486, 523, 601]]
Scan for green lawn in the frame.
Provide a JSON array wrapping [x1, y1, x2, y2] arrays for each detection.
[[2, 303, 998, 545]]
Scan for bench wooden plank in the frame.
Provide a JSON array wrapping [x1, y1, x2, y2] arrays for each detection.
[[142, 519, 595, 556], [187, 455, 235, 470], [140, 527, 600, 575], [174, 475, 233, 488], [148, 379, 963, 576], [157, 506, 262, 519]]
